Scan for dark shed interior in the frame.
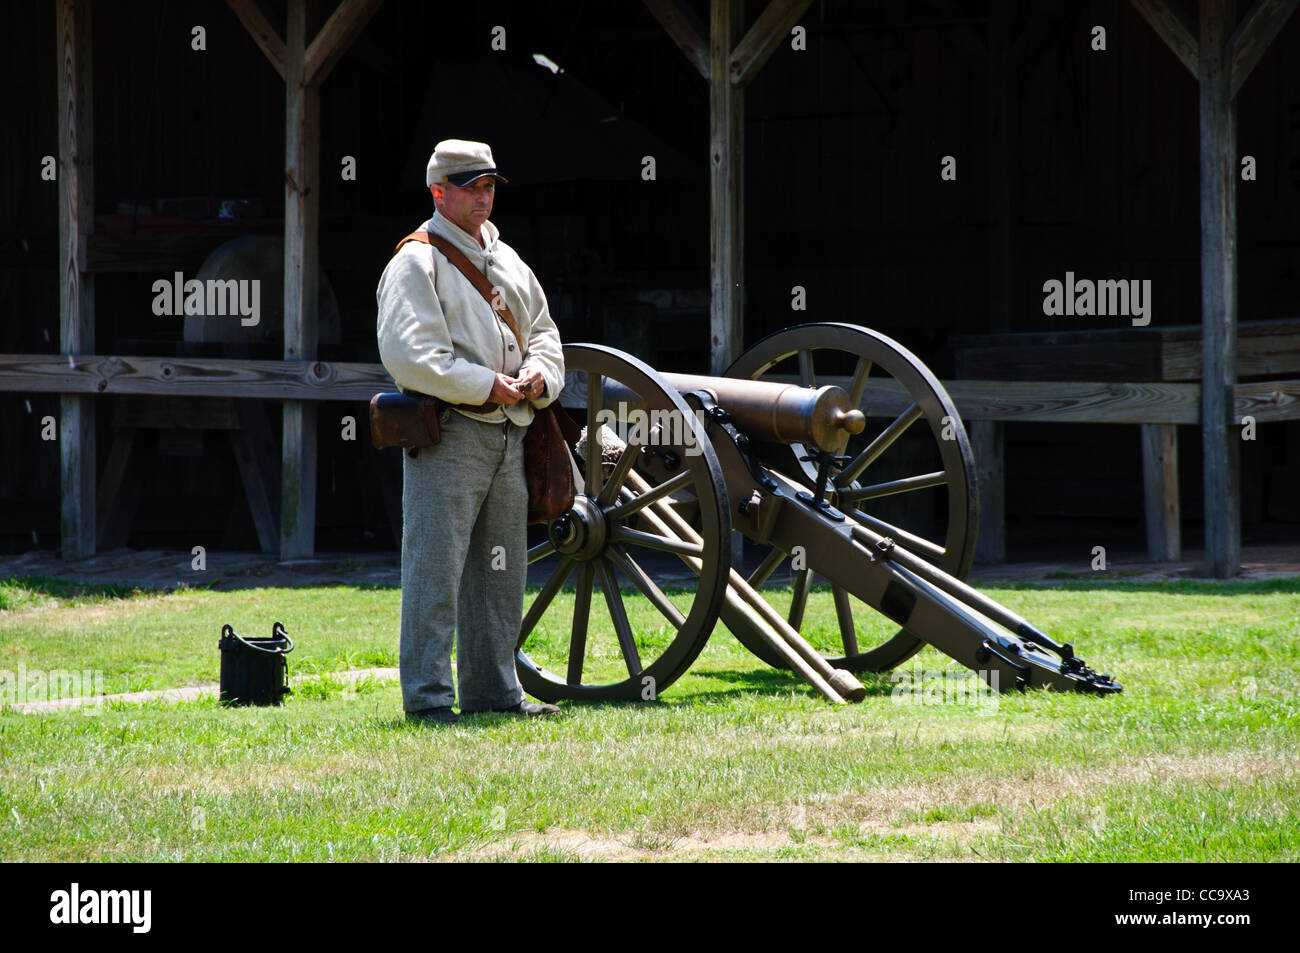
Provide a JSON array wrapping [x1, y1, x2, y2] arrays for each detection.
[[3, 0, 1299, 563]]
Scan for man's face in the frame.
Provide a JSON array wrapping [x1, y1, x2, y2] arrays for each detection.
[[431, 177, 496, 234]]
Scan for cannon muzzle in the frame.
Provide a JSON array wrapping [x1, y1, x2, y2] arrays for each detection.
[[602, 373, 865, 452]]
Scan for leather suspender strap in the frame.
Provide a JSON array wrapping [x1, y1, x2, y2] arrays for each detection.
[[393, 230, 524, 353]]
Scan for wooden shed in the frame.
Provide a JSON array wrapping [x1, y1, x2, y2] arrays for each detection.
[[2, 0, 1298, 576]]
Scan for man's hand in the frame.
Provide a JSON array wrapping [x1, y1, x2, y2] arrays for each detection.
[[488, 373, 526, 406], [510, 367, 546, 401]]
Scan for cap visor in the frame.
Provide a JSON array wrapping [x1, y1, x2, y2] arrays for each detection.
[[446, 170, 508, 186]]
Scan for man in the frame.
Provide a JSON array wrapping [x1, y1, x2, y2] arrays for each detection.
[[376, 139, 565, 725]]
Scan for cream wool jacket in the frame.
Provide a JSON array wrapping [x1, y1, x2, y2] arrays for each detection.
[[376, 210, 565, 425]]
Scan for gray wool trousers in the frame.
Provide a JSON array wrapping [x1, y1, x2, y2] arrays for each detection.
[[400, 408, 527, 713]]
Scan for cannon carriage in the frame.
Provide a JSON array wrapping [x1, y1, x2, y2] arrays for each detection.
[[517, 323, 1120, 705]]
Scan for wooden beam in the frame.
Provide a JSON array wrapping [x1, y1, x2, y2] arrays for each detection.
[[1199, 0, 1240, 578], [1129, 0, 1199, 77], [772, 376, 1205, 424], [304, 0, 384, 87], [1235, 379, 1300, 422], [16, 357, 1300, 428], [229, 431, 279, 554], [730, 0, 814, 89], [0, 355, 395, 400], [224, 0, 288, 79], [1141, 424, 1181, 560], [56, 0, 95, 561], [1229, 0, 1300, 98], [709, 0, 744, 375], [282, 0, 320, 560], [643, 0, 711, 79]]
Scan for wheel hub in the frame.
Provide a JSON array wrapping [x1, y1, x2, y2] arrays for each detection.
[[547, 494, 608, 561]]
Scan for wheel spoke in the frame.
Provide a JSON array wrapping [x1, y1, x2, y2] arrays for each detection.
[[605, 469, 692, 521], [567, 562, 596, 684], [835, 403, 923, 486], [607, 546, 686, 628], [612, 525, 704, 558], [585, 371, 604, 498], [789, 566, 812, 630], [798, 349, 816, 388], [747, 546, 788, 588], [596, 437, 642, 507], [846, 356, 873, 407], [518, 557, 576, 650], [846, 509, 946, 561], [597, 560, 641, 677], [527, 538, 556, 564], [837, 470, 947, 504], [832, 586, 859, 656], [832, 357, 874, 456]]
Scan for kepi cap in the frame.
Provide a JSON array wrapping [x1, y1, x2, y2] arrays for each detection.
[[426, 139, 509, 187]]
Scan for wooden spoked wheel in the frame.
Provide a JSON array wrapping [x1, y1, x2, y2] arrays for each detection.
[[516, 344, 732, 703], [724, 323, 979, 673]]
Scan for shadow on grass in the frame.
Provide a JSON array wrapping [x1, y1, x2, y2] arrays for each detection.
[[993, 577, 1300, 596], [0, 575, 170, 605], [663, 666, 897, 702]]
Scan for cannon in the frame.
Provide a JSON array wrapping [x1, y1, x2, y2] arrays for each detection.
[[517, 322, 1121, 704]]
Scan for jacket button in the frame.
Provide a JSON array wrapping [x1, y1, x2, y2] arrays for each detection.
[[507, 343, 515, 351]]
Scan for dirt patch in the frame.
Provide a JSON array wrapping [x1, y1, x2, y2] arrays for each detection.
[[458, 828, 861, 861], [833, 750, 1297, 829], [455, 751, 1296, 861]]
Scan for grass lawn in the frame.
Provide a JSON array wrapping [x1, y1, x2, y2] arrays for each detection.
[[1, 574, 1297, 862]]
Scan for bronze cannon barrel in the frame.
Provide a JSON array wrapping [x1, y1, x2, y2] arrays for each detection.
[[598, 373, 865, 452]]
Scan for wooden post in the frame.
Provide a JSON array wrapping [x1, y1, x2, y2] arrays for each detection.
[[970, 420, 1005, 564], [56, 0, 95, 560], [1141, 423, 1181, 560], [1199, 0, 1239, 578], [281, 0, 320, 559], [709, 0, 744, 375]]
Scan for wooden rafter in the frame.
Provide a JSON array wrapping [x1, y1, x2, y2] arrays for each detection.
[[729, 0, 813, 88], [1129, 0, 1199, 77], [643, 0, 710, 79], [305, 0, 385, 86], [224, 0, 288, 79], [1229, 0, 1300, 97]]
